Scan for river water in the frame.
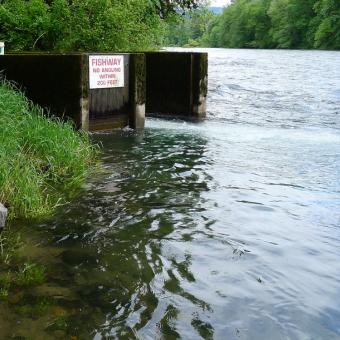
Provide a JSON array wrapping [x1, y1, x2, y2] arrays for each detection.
[[2, 49, 340, 339]]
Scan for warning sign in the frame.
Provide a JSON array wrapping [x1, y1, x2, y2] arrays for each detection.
[[89, 55, 124, 89]]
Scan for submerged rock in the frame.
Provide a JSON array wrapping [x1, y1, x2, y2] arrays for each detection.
[[0, 203, 8, 229]]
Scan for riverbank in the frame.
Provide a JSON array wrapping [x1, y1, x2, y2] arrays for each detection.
[[0, 80, 98, 302], [0, 81, 98, 219]]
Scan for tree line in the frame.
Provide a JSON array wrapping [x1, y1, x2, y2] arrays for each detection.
[[165, 0, 339, 50], [205, 0, 340, 49], [0, 0, 204, 52], [1, 0, 338, 51], [164, 7, 214, 47]]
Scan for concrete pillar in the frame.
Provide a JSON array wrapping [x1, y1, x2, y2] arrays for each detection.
[[129, 53, 146, 130], [192, 53, 208, 118]]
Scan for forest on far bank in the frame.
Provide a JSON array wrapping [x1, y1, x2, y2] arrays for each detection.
[[165, 0, 340, 50]]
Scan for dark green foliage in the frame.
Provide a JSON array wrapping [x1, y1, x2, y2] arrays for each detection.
[[0, 0, 205, 52], [151, 0, 205, 18], [204, 0, 340, 49], [313, 0, 340, 49], [164, 7, 214, 47], [269, 0, 316, 48], [218, 0, 272, 48], [0, 0, 161, 52], [0, 0, 50, 51]]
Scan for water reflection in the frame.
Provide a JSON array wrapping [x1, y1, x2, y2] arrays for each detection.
[[25, 130, 214, 339]]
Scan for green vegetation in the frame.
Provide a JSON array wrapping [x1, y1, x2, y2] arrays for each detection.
[[0, 81, 97, 301], [0, 81, 98, 219], [164, 7, 214, 47], [0, 272, 11, 299], [0, 229, 22, 265], [16, 262, 46, 287], [2, 0, 337, 50], [0, 0, 161, 51], [0, 224, 46, 301], [204, 0, 340, 49], [0, 0, 204, 52], [0, 229, 37, 301], [164, 0, 339, 49]]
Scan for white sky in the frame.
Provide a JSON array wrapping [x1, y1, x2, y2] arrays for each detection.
[[209, 0, 231, 6]]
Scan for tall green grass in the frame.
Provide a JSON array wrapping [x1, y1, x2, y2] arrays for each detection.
[[0, 80, 98, 219]]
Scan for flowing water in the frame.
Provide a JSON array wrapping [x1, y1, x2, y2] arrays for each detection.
[[1, 49, 340, 339]]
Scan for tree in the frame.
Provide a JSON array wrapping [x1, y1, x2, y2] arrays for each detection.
[[206, 0, 272, 48], [164, 6, 214, 46], [204, 0, 339, 49], [151, 0, 206, 18], [0, 0, 166, 52], [203, 15, 223, 47], [268, 0, 316, 48], [313, 0, 340, 49], [0, 0, 50, 51]]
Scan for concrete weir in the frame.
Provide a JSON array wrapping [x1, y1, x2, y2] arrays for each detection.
[[0, 51, 207, 131]]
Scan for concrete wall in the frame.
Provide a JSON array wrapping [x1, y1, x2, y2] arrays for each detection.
[[85, 53, 145, 131], [0, 51, 207, 130], [145, 52, 208, 119], [0, 53, 145, 131], [0, 54, 85, 128]]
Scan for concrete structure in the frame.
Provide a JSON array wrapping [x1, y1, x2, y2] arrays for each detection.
[[0, 54, 87, 128], [0, 53, 145, 130], [0, 52, 207, 130], [87, 53, 145, 130], [146, 52, 207, 120]]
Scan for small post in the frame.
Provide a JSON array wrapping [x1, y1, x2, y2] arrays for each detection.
[[0, 42, 4, 55]]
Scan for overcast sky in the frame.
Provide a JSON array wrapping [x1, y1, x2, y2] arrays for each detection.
[[209, 0, 231, 6]]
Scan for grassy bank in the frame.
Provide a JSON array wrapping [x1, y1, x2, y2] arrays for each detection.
[[0, 80, 98, 219], [0, 80, 98, 303]]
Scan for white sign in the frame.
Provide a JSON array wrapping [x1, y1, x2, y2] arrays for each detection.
[[89, 55, 124, 89]]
